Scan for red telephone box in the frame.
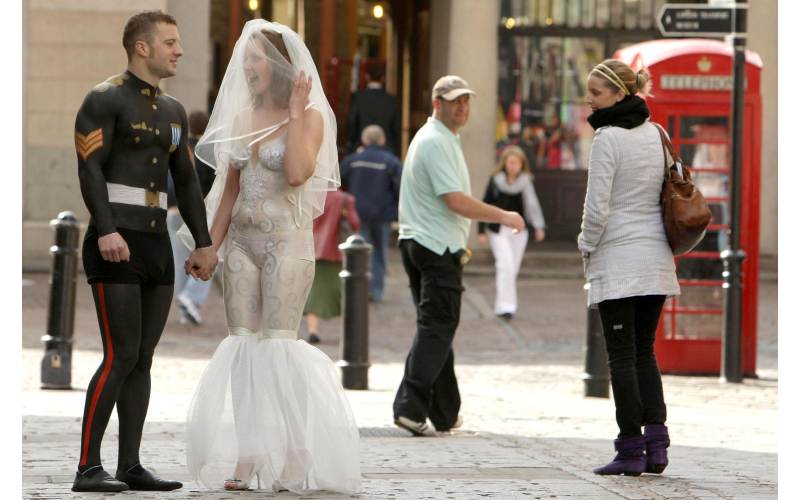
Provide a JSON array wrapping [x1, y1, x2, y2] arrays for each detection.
[[614, 40, 762, 376]]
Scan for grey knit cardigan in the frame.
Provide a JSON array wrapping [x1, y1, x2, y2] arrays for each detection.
[[578, 121, 681, 307]]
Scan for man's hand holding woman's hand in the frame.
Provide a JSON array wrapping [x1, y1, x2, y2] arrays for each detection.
[[185, 246, 219, 281]]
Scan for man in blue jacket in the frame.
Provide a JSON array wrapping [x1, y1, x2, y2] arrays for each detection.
[[340, 125, 402, 302]]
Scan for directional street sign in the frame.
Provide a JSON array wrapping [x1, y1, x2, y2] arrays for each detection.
[[657, 3, 747, 38]]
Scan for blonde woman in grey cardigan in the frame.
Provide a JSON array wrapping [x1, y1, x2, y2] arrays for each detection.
[[579, 59, 680, 477]]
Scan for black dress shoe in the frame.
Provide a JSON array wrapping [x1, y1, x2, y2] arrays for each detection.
[[308, 333, 320, 344], [72, 468, 129, 492], [115, 464, 182, 491]]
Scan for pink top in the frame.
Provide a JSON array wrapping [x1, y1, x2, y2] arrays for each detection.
[[313, 189, 361, 262]]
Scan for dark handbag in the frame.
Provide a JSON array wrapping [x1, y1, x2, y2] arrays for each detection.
[[654, 123, 713, 256], [339, 194, 355, 244]]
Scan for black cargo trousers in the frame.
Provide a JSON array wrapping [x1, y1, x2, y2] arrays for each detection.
[[393, 238, 464, 432]]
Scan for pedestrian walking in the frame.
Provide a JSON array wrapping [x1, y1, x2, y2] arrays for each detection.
[[393, 75, 525, 436], [303, 188, 362, 343], [477, 146, 546, 320], [71, 10, 218, 492], [340, 124, 402, 302], [183, 20, 361, 494], [346, 64, 401, 156], [579, 59, 680, 476], [166, 110, 216, 325]]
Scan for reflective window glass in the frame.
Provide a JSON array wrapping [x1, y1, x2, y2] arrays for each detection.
[[674, 313, 722, 340], [681, 145, 730, 170], [677, 255, 724, 281], [680, 116, 729, 140], [496, 36, 604, 170], [676, 286, 724, 311]]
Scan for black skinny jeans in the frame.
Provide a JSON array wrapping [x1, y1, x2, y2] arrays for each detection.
[[597, 294, 667, 439], [393, 239, 464, 432]]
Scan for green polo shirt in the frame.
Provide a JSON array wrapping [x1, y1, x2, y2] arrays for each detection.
[[398, 117, 472, 255]]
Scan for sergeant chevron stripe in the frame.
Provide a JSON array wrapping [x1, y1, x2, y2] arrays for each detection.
[[75, 129, 104, 161]]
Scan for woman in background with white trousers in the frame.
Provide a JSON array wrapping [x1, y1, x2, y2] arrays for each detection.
[[478, 146, 546, 319]]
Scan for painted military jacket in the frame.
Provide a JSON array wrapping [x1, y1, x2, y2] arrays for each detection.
[[74, 70, 211, 247]]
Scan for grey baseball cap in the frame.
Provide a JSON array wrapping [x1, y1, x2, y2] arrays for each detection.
[[433, 75, 476, 101]]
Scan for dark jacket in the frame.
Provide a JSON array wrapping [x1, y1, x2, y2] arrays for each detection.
[[339, 144, 402, 222], [346, 87, 401, 156], [478, 174, 546, 234]]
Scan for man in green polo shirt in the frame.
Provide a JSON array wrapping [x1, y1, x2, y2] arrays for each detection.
[[393, 75, 525, 436]]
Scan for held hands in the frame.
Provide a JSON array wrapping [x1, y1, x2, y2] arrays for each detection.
[[98, 233, 130, 262], [500, 211, 525, 234], [289, 70, 312, 120], [184, 246, 219, 281]]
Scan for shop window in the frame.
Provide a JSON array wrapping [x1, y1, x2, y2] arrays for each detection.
[[497, 35, 604, 170]]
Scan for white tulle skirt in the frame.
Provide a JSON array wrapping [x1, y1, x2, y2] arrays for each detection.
[[186, 335, 362, 494]]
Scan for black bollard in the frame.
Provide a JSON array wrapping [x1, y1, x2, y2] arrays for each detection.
[[336, 235, 372, 390], [581, 284, 610, 398], [41, 211, 80, 390]]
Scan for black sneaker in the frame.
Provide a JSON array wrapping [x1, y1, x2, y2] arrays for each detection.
[[497, 312, 513, 321], [308, 333, 320, 344], [72, 466, 128, 492]]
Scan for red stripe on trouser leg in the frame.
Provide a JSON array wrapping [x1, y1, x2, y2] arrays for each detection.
[[80, 283, 115, 467]]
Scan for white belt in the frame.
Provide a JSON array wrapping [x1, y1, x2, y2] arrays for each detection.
[[107, 183, 168, 210]]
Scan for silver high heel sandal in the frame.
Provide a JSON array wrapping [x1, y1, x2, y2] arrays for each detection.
[[224, 472, 261, 490]]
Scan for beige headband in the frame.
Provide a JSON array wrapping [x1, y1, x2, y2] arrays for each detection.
[[592, 64, 630, 95]]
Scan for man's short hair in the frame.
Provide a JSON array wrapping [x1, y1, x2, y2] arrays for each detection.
[[189, 110, 210, 136], [361, 125, 386, 146], [367, 64, 386, 83], [122, 10, 177, 62]]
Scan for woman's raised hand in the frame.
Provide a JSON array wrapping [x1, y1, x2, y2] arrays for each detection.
[[290, 70, 312, 119]]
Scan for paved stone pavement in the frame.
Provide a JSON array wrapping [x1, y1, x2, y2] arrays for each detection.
[[21, 246, 778, 499]]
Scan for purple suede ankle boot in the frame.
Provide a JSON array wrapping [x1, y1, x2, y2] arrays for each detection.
[[592, 436, 647, 476], [644, 425, 670, 474]]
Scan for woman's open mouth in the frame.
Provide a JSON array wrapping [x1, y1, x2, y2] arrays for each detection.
[[247, 74, 259, 86]]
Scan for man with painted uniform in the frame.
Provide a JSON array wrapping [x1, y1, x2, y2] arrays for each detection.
[[393, 76, 525, 436], [71, 10, 217, 492]]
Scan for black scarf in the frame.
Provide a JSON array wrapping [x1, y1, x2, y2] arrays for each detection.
[[587, 95, 650, 130]]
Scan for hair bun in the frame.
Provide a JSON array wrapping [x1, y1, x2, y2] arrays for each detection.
[[635, 69, 653, 97]]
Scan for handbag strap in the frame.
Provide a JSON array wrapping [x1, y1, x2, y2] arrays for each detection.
[[652, 123, 685, 179]]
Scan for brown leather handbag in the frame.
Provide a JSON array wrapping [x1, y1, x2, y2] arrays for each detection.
[[654, 123, 713, 256]]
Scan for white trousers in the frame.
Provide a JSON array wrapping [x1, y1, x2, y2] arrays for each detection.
[[488, 226, 529, 315]]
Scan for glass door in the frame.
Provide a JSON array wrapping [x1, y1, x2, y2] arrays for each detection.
[[660, 108, 731, 344]]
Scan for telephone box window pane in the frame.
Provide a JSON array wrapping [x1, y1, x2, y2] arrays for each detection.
[[596, 0, 610, 28], [639, 0, 654, 29], [610, 0, 624, 28], [552, 0, 567, 26], [661, 312, 673, 340], [623, 0, 638, 30], [581, 0, 596, 28], [677, 255, 724, 281], [674, 313, 722, 340], [680, 116, 729, 140], [567, 0, 582, 27], [680, 144, 730, 170], [668, 116, 675, 137], [676, 286, 723, 312]]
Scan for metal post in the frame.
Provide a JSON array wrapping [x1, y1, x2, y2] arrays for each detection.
[[720, 1, 748, 384], [581, 284, 610, 398], [41, 211, 80, 390], [336, 235, 372, 390]]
